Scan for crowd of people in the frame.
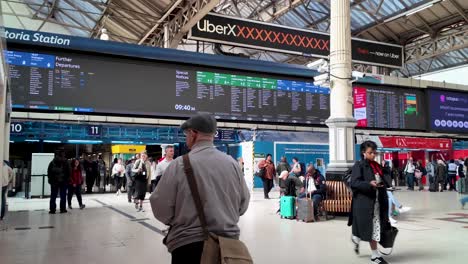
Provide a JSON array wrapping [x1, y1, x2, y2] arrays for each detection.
[[400, 157, 467, 193]]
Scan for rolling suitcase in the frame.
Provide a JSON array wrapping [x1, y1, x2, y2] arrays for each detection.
[[297, 198, 315, 222], [429, 181, 437, 192], [280, 196, 296, 219]]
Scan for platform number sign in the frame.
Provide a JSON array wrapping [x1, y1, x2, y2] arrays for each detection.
[[87, 125, 102, 136], [10, 123, 23, 134]]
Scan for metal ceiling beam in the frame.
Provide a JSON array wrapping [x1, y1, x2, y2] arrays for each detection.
[[147, 0, 220, 48], [448, 0, 468, 23], [405, 24, 468, 64], [37, 0, 57, 31]]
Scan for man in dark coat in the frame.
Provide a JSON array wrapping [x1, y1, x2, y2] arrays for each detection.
[[47, 150, 70, 214]]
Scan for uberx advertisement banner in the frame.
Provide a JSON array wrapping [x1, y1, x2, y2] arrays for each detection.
[[428, 88, 468, 133], [190, 13, 403, 68]]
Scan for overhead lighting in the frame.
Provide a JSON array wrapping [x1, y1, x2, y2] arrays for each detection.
[[111, 140, 135, 144], [384, 0, 441, 23], [44, 140, 62, 143], [405, 4, 433, 17], [307, 59, 327, 69], [68, 140, 103, 144], [25, 139, 40, 142]]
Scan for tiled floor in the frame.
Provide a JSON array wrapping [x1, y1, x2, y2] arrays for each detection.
[[1, 189, 467, 264]]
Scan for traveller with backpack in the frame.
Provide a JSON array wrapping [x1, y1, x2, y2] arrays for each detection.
[[47, 150, 71, 214]]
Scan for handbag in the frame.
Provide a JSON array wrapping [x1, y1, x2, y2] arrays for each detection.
[[182, 154, 253, 264], [415, 170, 423, 179], [256, 167, 266, 179], [379, 226, 399, 255]]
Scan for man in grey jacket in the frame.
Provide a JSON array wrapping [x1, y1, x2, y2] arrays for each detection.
[[150, 114, 250, 264]]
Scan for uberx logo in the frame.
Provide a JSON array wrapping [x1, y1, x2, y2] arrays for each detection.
[[196, 19, 237, 36]]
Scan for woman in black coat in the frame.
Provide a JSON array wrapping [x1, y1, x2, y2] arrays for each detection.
[[348, 141, 391, 264]]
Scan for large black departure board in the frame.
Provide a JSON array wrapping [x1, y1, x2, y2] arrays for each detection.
[[353, 84, 426, 130], [5, 49, 330, 125]]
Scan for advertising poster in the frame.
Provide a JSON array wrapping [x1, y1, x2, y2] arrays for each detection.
[[427, 88, 468, 133], [274, 142, 329, 175]]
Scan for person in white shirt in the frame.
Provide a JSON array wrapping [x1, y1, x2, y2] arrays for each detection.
[[404, 157, 416, 191], [1, 161, 14, 221], [153, 145, 175, 190], [149, 158, 157, 193], [112, 158, 125, 195]]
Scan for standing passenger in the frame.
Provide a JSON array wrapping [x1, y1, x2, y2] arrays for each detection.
[[447, 160, 457, 191], [404, 157, 416, 191], [68, 159, 85, 210], [1, 161, 14, 221], [132, 152, 151, 212], [154, 145, 175, 191], [348, 141, 390, 264], [258, 154, 276, 199], [435, 160, 447, 192], [125, 158, 136, 203], [47, 150, 70, 214], [112, 158, 125, 195], [150, 114, 249, 264]]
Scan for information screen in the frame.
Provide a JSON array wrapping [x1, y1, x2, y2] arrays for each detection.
[[353, 84, 426, 130], [5, 49, 330, 125], [427, 88, 468, 133]]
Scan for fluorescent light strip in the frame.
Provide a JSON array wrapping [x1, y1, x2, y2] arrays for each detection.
[[384, 0, 441, 23], [111, 141, 135, 144], [67, 140, 103, 144], [25, 139, 40, 142], [43, 140, 62, 143], [405, 3, 433, 17]]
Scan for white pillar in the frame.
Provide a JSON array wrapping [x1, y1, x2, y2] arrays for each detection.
[[325, 0, 356, 180]]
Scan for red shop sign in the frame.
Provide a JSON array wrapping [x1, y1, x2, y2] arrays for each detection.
[[378, 136, 452, 150]]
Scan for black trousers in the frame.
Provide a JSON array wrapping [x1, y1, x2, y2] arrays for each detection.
[[171, 241, 204, 264], [127, 181, 134, 202], [115, 177, 124, 191], [50, 183, 67, 212], [262, 178, 274, 198], [86, 173, 96, 193], [68, 185, 83, 207]]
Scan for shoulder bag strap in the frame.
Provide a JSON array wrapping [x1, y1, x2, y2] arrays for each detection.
[[182, 154, 209, 238]]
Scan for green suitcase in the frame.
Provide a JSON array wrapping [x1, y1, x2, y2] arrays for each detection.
[[280, 196, 296, 219]]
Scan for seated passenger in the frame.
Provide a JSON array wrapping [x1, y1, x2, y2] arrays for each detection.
[[278, 170, 289, 196], [284, 175, 304, 197], [299, 165, 326, 217]]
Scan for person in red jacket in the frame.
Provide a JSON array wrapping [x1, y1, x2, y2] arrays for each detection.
[[68, 159, 85, 210], [258, 154, 276, 199]]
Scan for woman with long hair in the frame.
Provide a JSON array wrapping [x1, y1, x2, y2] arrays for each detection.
[[348, 141, 391, 264], [68, 159, 85, 210]]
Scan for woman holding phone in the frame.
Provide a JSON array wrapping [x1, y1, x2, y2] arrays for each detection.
[[348, 141, 391, 264]]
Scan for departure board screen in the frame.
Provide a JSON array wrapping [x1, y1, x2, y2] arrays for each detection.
[[427, 88, 468, 133], [5, 49, 330, 125], [353, 84, 426, 130]]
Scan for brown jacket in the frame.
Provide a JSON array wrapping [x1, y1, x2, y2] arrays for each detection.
[[258, 160, 276, 180]]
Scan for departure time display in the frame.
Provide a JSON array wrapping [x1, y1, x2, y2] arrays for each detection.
[[353, 84, 426, 130], [5, 49, 330, 125]]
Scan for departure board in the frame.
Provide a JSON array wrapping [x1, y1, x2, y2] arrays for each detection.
[[353, 84, 426, 130], [5, 49, 330, 125]]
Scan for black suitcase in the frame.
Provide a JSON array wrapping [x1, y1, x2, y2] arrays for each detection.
[[429, 182, 437, 192]]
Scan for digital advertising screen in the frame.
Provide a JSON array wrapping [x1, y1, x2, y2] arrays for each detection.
[[427, 88, 468, 133], [353, 84, 426, 130], [5, 48, 330, 125]]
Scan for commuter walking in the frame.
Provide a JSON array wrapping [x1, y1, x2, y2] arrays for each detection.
[[447, 160, 457, 191], [132, 151, 152, 212], [348, 141, 391, 264], [47, 150, 70, 214], [415, 160, 426, 191], [68, 159, 85, 210], [84, 156, 94, 193], [1, 161, 14, 221], [258, 154, 276, 199], [125, 158, 136, 203], [426, 159, 435, 187], [276, 156, 291, 175], [150, 114, 250, 264], [404, 157, 416, 191], [458, 158, 466, 193], [435, 160, 447, 192], [153, 145, 175, 191], [149, 158, 157, 193], [112, 158, 125, 195]]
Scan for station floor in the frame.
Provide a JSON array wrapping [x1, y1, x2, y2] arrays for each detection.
[[1, 189, 467, 264]]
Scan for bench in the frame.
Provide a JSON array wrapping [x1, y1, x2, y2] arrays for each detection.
[[321, 181, 352, 219]]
